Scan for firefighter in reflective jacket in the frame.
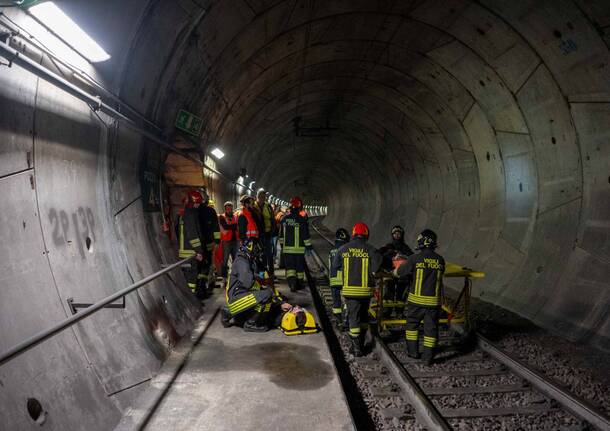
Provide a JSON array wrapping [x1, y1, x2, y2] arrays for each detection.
[[331, 222, 382, 357], [218, 201, 239, 279], [178, 191, 205, 296], [280, 196, 312, 292], [221, 239, 292, 332], [237, 195, 261, 242], [197, 190, 221, 296], [328, 228, 350, 329], [394, 229, 445, 365]]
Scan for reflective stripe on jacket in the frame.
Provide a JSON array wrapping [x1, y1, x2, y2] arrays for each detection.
[[219, 213, 238, 241], [280, 210, 311, 254], [396, 249, 445, 307], [328, 248, 342, 287], [331, 238, 382, 298], [178, 208, 203, 258], [238, 208, 259, 239]]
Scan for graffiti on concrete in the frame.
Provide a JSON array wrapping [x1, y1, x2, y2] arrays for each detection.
[[48, 207, 96, 259]]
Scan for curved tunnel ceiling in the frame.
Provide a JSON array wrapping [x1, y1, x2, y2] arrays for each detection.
[[0, 0, 609, 429], [123, 0, 609, 349]]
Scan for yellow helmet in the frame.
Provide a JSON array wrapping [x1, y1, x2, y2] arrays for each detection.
[[280, 307, 319, 336]]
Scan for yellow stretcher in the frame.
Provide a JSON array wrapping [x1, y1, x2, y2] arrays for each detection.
[[369, 262, 485, 333]]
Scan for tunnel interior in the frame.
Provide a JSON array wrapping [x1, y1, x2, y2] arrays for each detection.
[[0, 0, 609, 429]]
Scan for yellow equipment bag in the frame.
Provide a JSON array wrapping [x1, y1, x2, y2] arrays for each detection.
[[280, 307, 319, 336]]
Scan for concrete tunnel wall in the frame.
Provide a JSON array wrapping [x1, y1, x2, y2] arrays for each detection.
[[0, 0, 609, 430]]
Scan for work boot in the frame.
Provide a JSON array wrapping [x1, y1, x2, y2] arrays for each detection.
[[421, 349, 434, 366], [243, 320, 269, 332], [360, 331, 370, 353], [221, 307, 233, 328], [195, 287, 207, 301], [406, 340, 420, 359], [288, 278, 297, 293], [349, 336, 363, 357], [333, 314, 343, 331]]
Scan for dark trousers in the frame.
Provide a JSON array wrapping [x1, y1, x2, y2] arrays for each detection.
[[260, 233, 274, 275], [271, 235, 279, 264], [384, 279, 408, 302], [330, 286, 343, 316], [345, 297, 370, 339], [405, 304, 439, 358], [221, 240, 238, 277], [198, 251, 214, 295], [283, 253, 305, 288], [183, 260, 207, 298], [183, 261, 198, 293], [227, 289, 273, 324]]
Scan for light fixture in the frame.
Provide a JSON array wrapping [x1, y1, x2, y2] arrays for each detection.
[[29, 2, 110, 63], [210, 147, 225, 159]]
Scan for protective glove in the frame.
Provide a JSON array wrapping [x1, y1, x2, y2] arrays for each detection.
[[392, 254, 408, 270]]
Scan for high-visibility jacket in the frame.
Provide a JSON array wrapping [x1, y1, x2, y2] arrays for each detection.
[[328, 239, 348, 287], [237, 207, 260, 239], [280, 209, 311, 254], [331, 238, 382, 298], [255, 201, 275, 234], [178, 207, 203, 258], [396, 249, 445, 307], [219, 213, 238, 242]]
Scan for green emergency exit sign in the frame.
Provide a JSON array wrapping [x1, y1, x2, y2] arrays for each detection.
[[175, 109, 203, 137]]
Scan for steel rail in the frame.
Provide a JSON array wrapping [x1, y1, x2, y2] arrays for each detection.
[[308, 219, 451, 430], [312, 218, 610, 430], [477, 334, 610, 431], [0, 256, 194, 367]]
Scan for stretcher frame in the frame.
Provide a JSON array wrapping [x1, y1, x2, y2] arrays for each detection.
[[369, 263, 485, 334]]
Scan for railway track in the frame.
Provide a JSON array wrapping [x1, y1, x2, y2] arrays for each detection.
[[305, 219, 610, 431]]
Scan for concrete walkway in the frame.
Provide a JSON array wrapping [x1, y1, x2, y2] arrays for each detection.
[[115, 273, 354, 431]]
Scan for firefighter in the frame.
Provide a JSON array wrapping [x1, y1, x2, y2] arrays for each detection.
[[328, 228, 350, 329], [197, 190, 221, 296], [254, 188, 276, 278], [379, 225, 414, 312], [237, 195, 261, 242], [218, 201, 239, 280], [331, 222, 382, 357], [222, 239, 292, 332], [178, 191, 205, 297], [279, 197, 312, 292], [394, 229, 445, 365]]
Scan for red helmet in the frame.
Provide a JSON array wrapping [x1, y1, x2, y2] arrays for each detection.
[[352, 222, 369, 238], [290, 196, 302, 209], [188, 190, 203, 204]]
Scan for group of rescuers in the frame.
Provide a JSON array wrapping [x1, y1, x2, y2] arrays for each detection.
[[178, 187, 445, 364]]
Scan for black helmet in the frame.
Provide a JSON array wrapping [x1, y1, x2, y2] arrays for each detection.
[[240, 239, 262, 259], [335, 228, 350, 243], [391, 225, 404, 238], [417, 229, 437, 250]]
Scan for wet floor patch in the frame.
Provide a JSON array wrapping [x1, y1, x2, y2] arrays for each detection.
[[190, 337, 334, 390]]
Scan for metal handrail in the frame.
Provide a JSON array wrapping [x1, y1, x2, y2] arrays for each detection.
[[0, 40, 208, 169], [0, 256, 194, 367]]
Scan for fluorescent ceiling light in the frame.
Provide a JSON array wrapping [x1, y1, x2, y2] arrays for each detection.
[[29, 2, 110, 63], [210, 147, 225, 159]]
